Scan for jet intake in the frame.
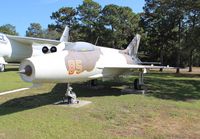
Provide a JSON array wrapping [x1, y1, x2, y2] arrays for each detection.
[[42, 46, 49, 54], [50, 46, 57, 53]]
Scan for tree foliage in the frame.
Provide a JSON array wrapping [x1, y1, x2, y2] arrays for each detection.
[[0, 24, 18, 35], [26, 23, 61, 40], [101, 4, 140, 48], [48, 0, 141, 48], [26, 23, 44, 38], [23, 0, 200, 71], [141, 0, 200, 72]]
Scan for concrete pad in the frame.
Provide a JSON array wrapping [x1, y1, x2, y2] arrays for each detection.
[[54, 100, 92, 108]]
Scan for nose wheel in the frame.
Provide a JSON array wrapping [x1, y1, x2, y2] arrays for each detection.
[[63, 84, 79, 104]]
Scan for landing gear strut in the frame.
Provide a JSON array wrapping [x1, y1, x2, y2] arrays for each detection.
[[0, 64, 5, 72], [90, 79, 98, 87], [63, 84, 79, 104], [134, 69, 145, 90]]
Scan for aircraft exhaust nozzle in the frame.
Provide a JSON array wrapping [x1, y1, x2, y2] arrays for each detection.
[[19, 59, 35, 82], [19, 51, 79, 83], [19, 65, 32, 76]]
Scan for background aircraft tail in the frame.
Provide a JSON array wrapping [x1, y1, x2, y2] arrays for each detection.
[[125, 34, 141, 57], [60, 26, 69, 42]]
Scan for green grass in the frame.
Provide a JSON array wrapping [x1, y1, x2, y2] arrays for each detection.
[[0, 66, 200, 139], [0, 65, 31, 92]]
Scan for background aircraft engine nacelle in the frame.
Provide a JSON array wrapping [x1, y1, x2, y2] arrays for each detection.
[[42, 46, 49, 54], [19, 51, 94, 83], [50, 46, 57, 53]]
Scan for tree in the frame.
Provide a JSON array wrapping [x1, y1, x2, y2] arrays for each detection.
[[141, 0, 172, 68], [48, 7, 78, 41], [101, 4, 140, 48], [50, 7, 77, 29], [77, 0, 101, 27], [48, 0, 141, 47], [43, 29, 61, 40], [26, 23, 44, 38], [0, 24, 18, 35], [77, 0, 102, 43], [183, 0, 200, 72], [141, 0, 193, 72]]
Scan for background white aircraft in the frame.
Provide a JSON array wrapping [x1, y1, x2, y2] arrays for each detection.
[[19, 33, 168, 104], [0, 26, 69, 72]]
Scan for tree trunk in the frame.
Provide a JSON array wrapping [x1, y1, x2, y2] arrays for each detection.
[[189, 66, 192, 72], [188, 50, 193, 72], [159, 48, 164, 72], [176, 18, 182, 74], [176, 50, 181, 74], [176, 67, 180, 73]]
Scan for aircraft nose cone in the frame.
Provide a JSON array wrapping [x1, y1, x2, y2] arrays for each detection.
[[19, 65, 32, 76]]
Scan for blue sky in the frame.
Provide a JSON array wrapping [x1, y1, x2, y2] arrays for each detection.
[[0, 0, 145, 36]]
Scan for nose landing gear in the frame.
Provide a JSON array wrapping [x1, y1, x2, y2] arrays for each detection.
[[63, 84, 79, 104], [0, 64, 5, 72]]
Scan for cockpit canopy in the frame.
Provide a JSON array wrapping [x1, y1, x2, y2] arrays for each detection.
[[64, 42, 95, 52]]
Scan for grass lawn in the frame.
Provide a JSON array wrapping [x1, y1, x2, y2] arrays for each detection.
[[0, 66, 200, 139], [0, 65, 31, 92]]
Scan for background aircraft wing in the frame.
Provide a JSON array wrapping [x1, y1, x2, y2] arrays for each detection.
[[6, 35, 61, 45], [97, 65, 172, 69]]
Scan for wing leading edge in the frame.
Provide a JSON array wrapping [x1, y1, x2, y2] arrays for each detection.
[[6, 35, 61, 45]]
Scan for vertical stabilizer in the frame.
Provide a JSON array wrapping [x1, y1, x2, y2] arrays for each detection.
[[60, 26, 69, 42], [125, 34, 141, 57]]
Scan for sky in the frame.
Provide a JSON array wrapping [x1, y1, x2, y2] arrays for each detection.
[[0, 0, 145, 36]]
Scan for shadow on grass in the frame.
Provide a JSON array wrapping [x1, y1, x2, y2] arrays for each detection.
[[1, 73, 200, 116], [146, 76, 200, 101], [0, 84, 63, 116], [0, 82, 131, 116]]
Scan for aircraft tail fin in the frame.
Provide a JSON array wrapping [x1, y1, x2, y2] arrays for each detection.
[[125, 34, 141, 57], [60, 26, 69, 42]]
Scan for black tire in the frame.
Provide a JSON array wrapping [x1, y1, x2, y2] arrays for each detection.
[[0, 64, 5, 72], [134, 78, 141, 90], [91, 79, 98, 86], [50, 46, 57, 53], [42, 46, 49, 54]]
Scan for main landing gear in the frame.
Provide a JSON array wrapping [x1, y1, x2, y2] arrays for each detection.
[[0, 64, 5, 72], [63, 84, 79, 104], [134, 69, 146, 90]]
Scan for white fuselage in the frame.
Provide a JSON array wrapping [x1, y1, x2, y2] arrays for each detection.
[[19, 43, 135, 83]]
